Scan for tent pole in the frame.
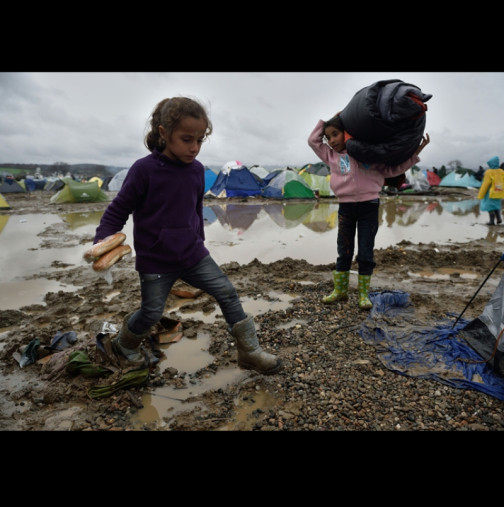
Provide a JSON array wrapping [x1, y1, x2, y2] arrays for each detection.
[[452, 253, 504, 329]]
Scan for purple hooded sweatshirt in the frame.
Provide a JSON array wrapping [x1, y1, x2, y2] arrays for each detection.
[[94, 149, 209, 273]]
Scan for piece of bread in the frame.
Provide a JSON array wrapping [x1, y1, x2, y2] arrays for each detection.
[[92, 244, 132, 271], [83, 233, 126, 262]]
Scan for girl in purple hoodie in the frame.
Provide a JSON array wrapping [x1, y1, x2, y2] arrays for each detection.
[[93, 97, 282, 375], [308, 113, 430, 309]]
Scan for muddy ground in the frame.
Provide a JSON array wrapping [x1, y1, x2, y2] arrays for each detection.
[[1, 190, 504, 431]]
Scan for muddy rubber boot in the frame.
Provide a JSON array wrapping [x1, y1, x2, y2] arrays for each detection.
[[497, 210, 502, 224], [323, 270, 349, 303], [487, 211, 496, 226], [111, 313, 149, 369], [230, 314, 282, 375], [358, 274, 373, 310]]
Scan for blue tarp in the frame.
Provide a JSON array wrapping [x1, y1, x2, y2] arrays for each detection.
[[359, 290, 504, 400]]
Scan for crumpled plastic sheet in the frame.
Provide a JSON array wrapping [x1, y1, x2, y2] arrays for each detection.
[[358, 290, 504, 401]]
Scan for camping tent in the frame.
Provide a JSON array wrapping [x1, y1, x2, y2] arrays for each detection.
[[262, 169, 315, 199], [50, 178, 109, 204], [404, 166, 431, 192], [0, 193, 10, 209], [0, 215, 8, 233], [88, 176, 103, 188], [204, 166, 218, 193], [299, 162, 330, 176], [107, 169, 129, 191], [44, 178, 65, 193], [460, 271, 504, 377], [0, 176, 26, 193], [249, 165, 271, 180], [24, 176, 47, 191], [299, 172, 332, 197], [208, 166, 263, 198], [221, 160, 243, 174], [439, 171, 481, 188]]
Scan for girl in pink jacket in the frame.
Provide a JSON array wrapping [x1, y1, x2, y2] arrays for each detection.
[[308, 114, 430, 309]]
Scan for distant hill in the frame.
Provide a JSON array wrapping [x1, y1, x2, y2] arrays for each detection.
[[0, 163, 127, 180]]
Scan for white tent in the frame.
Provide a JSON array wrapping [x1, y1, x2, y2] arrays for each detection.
[[108, 168, 129, 191], [249, 165, 270, 180]]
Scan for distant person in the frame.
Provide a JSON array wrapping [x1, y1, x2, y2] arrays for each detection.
[[474, 166, 485, 182], [308, 113, 430, 309], [92, 97, 282, 375], [477, 156, 504, 226]]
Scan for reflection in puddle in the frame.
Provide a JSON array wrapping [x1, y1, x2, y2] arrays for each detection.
[[408, 267, 479, 280]]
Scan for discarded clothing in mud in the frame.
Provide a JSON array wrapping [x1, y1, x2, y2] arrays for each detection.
[[358, 290, 504, 401], [87, 368, 149, 399], [45, 330, 78, 351], [19, 338, 41, 367], [66, 350, 112, 378]]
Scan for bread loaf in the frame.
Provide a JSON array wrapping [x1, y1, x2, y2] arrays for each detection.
[[92, 244, 132, 271], [83, 233, 126, 262]]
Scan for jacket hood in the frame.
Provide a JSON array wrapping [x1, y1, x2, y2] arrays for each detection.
[[487, 156, 500, 169]]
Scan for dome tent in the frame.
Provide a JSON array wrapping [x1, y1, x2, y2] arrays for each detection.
[[262, 169, 315, 199], [207, 165, 263, 198], [50, 178, 109, 204]]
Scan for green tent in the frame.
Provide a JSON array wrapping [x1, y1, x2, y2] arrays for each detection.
[[50, 178, 109, 204], [0, 193, 10, 209], [262, 169, 315, 199], [299, 172, 333, 197]]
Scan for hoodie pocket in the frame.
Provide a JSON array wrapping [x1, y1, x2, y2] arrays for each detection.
[[149, 227, 201, 263]]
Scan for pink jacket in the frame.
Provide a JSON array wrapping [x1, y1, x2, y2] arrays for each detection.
[[308, 120, 420, 203]]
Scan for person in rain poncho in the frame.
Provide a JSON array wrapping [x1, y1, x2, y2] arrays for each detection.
[[477, 156, 504, 226]]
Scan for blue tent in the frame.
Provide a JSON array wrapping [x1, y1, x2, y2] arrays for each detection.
[[204, 166, 218, 193], [439, 171, 481, 188], [24, 176, 47, 191], [208, 166, 263, 198]]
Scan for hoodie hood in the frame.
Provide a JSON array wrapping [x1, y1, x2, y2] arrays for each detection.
[[487, 156, 500, 169]]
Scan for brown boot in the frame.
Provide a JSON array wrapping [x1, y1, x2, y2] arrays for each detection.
[[111, 313, 150, 369], [230, 314, 282, 375]]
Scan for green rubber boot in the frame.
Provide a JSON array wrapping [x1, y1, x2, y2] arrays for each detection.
[[323, 270, 349, 303], [358, 274, 373, 310]]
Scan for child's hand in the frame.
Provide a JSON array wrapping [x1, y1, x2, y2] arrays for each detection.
[[415, 133, 430, 155]]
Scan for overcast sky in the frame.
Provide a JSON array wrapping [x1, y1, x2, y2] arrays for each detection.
[[1, 72, 503, 171]]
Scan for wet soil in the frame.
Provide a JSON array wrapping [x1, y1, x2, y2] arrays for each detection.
[[1, 191, 504, 431]]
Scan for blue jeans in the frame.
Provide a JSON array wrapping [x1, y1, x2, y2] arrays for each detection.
[[128, 255, 247, 335], [335, 200, 379, 276]]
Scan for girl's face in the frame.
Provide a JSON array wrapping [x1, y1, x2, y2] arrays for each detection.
[[160, 117, 207, 164], [324, 126, 346, 153]]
